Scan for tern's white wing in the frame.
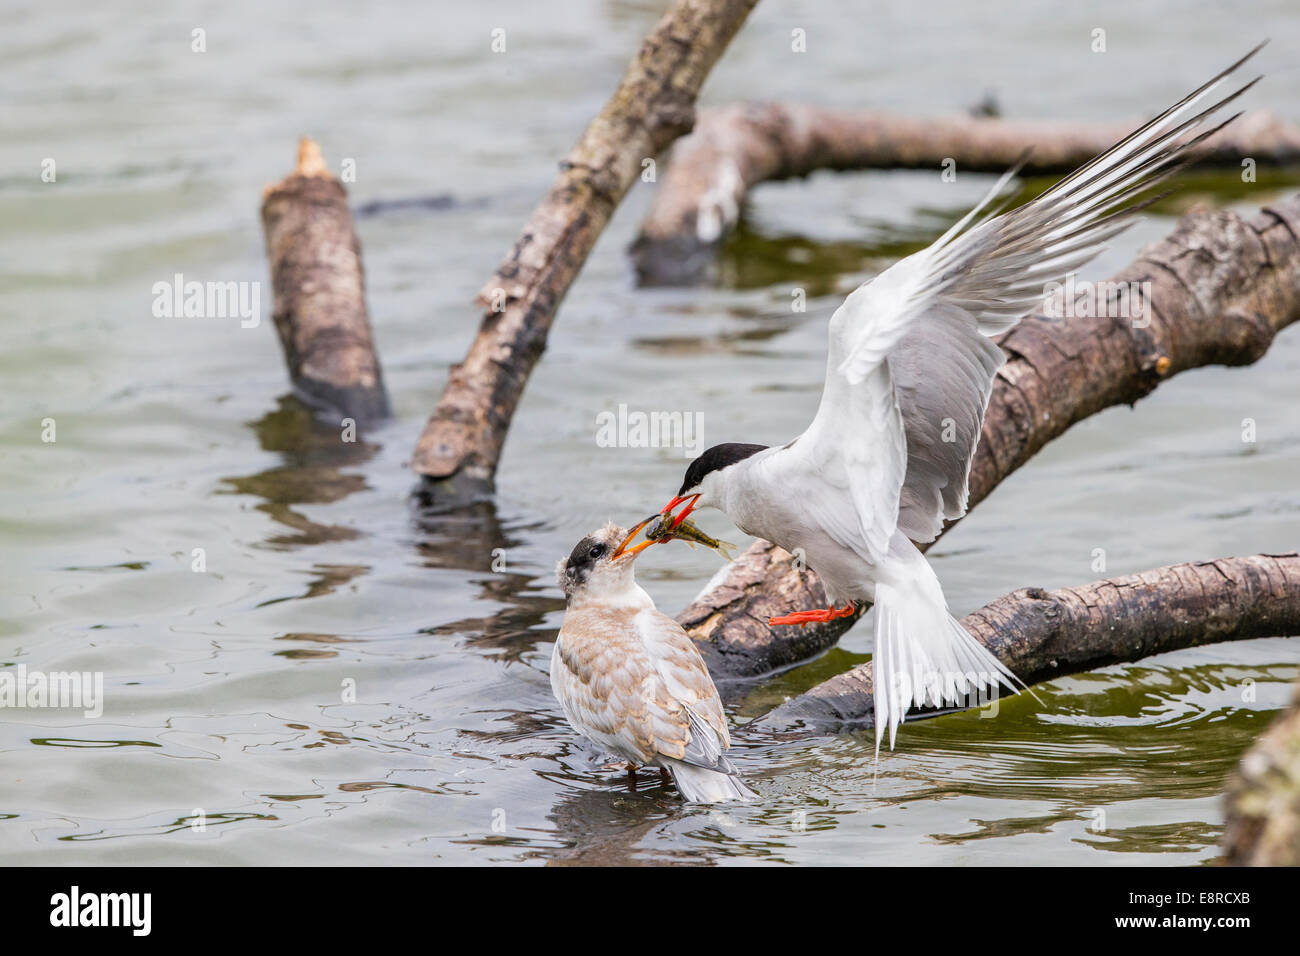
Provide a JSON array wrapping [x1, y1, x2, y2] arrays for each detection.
[[786, 45, 1262, 556], [887, 304, 1005, 542]]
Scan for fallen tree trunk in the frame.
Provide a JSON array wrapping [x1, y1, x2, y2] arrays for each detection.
[[409, 0, 759, 502], [685, 194, 1300, 678], [631, 103, 1300, 284], [1224, 675, 1300, 865], [755, 553, 1300, 733], [260, 138, 390, 424]]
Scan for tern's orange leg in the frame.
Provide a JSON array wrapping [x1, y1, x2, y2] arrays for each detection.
[[768, 602, 856, 627]]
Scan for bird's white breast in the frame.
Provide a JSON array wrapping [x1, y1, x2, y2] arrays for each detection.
[[719, 450, 882, 605]]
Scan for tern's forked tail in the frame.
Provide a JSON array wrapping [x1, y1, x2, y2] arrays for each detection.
[[664, 758, 756, 803], [871, 546, 1024, 752]]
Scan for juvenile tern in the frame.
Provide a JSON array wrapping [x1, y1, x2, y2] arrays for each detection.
[[551, 523, 755, 802]]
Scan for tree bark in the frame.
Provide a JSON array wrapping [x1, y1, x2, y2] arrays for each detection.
[[260, 138, 390, 424], [755, 553, 1300, 733], [1224, 676, 1300, 866], [631, 103, 1300, 284], [409, 0, 760, 502], [684, 194, 1300, 678]]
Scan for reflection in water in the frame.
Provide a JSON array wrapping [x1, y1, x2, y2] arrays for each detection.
[[543, 781, 684, 866], [222, 395, 379, 549], [715, 167, 1300, 293], [58, 811, 275, 842], [412, 499, 564, 663], [455, 708, 556, 744], [713, 183, 1054, 293], [517, 657, 1299, 862], [258, 564, 370, 608], [31, 738, 163, 749], [10, 0, 1300, 868], [338, 780, 450, 796], [1074, 821, 1221, 855], [718, 222, 906, 294], [411, 499, 514, 575]]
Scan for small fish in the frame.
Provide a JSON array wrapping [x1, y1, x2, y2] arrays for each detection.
[[642, 514, 736, 560]]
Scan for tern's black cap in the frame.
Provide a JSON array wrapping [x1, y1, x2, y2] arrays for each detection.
[[679, 443, 767, 495]]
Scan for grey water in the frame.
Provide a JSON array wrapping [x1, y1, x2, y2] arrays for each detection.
[[2, 0, 1299, 864]]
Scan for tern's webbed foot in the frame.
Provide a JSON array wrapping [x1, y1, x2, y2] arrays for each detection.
[[768, 603, 855, 627]]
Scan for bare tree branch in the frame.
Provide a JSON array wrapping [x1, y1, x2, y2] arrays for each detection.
[[755, 553, 1300, 733], [1225, 675, 1300, 865], [260, 138, 390, 424], [685, 194, 1300, 678], [409, 0, 761, 500], [631, 103, 1300, 283]]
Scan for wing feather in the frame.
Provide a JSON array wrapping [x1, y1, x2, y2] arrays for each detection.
[[791, 46, 1262, 553], [634, 610, 737, 772], [889, 305, 1004, 542]]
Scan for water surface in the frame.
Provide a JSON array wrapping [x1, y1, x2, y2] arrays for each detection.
[[2, 0, 1299, 864]]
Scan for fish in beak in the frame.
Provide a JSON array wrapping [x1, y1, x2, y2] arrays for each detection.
[[618, 505, 736, 562], [659, 493, 702, 529]]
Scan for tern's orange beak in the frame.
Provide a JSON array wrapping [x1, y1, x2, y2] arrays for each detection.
[[613, 516, 658, 560], [659, 493, 701, 530]]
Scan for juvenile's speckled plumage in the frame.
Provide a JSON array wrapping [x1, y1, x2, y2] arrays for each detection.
[[551, 523, 754, 803]]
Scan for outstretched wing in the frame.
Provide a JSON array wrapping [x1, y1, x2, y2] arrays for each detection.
[[788, 45, 1263, 556], [888, 304, 1005, 542]]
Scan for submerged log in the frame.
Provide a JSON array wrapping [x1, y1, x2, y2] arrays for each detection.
[[757, 553, 1300, 733], [685, 194, 1300, 678], [260, 138, 390, 424], [631, 103, 1300, 284], [1224, 676, 1300, 866], [409, 0, 760, 502]]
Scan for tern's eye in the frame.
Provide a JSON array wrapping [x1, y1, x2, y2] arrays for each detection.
[[589, 544, 606, 559]]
